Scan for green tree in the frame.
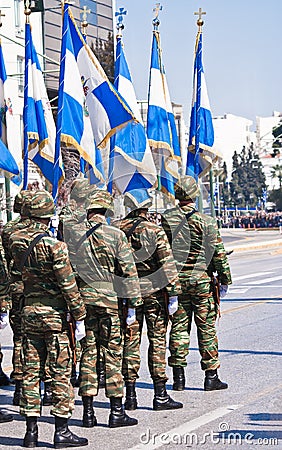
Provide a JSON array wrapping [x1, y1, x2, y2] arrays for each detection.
[[268, 189, 282, 210], [271, 164, 282, 189], [230, 145, 266, 209], [91, 32, 114, 83]]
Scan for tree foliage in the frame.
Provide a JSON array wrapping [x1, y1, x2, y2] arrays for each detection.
[[229, 144, 266, 208], [91, 32, 114, 83]]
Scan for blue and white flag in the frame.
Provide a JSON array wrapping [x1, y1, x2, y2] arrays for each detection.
[[147, 30, 180, 197], [23, 22, 63, 191], [186, 32, 218, 178], [0, 40, 21, 182], [54, 5, 137, 198], [109, 34, 156, 194]]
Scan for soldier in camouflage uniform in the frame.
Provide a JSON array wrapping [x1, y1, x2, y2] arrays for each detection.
[[2, 191, 34, 404], [59, 178, 105, 388], [0, 238, 13, 423], [118, 189, 183, 411], [67, 189, 141, 428], [162, 176, 232, 391], [10, 190, 88, 449]]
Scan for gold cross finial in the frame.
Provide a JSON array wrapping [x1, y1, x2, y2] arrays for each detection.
[[81, 5, 91, 36], [194, 7, 206, 29], [24, 0, 32, 20], [153, 3, 162, 30], [153, 3, 162, 19]]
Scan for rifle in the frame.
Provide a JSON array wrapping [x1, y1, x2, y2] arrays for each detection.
[[67, 312, 77, 365], [163, 289, 171, 323], [211, 274, 221, 318]]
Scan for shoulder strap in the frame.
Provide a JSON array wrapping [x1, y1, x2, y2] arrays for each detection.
[[124, 218, 146, 239], [75, 223, 102, 252], [18, 232, 49, 272], [172, 209, 196, 240]]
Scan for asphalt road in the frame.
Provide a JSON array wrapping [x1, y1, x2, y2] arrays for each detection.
[[0, 230, 281, 449]]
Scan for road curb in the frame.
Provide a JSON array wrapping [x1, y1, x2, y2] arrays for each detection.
[[226, 239, 282, 252]]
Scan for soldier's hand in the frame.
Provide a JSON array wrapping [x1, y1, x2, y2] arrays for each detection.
[[220, 285, 228, 298], [75, 320, 86, 341], [0, 313, 9, 330], [168, 296, 178, 316], [126, 308, 136, 326]]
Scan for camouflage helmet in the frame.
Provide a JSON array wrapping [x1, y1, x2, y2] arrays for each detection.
[[175, 176, 200, 201], [13, 190, 31, 214], [87, 189, 114, 214], [25, 190, 55, 219], [70, 178, 98, 202], [124, 189, 153, 211]]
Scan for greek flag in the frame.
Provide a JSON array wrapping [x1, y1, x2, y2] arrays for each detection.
[[108, 34, 156, 194], [0, 40, 21, 181], [147, 31, 180, 198], [54, 5, 136, 198], [186, 31, 217, 179], [23, 22, 63, 192]]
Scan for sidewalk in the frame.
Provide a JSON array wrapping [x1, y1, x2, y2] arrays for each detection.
[[220, 228, 282, 252]]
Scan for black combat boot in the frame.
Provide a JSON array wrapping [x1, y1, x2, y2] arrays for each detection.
[[153, 381, 183, 411], [204, 369, 228, 391], [108, 397, 138, 428], [0, 363, 10, 386], [23, 417, 38, 448], [42, 382, 52, 406], [172, 367, 185, 391], [13, 379, 21, 406], [0, 409, 13, 423], [82, 396, 97, 428], [54, 416, 88, 449], [124, 381, 137, 410]]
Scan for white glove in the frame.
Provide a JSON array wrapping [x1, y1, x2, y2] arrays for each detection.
[[168, 296, 178, 316], [75, 320, 86, 341], [126, 308, 136, 326], [220, 285, 229, 298], [0, 313, 9, 330]]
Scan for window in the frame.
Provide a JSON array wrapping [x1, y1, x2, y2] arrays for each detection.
[[17, 56, 24, 96]]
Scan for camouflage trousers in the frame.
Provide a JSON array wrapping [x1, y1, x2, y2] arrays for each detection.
[[122, 294, 169, 384], [168, 282, 220, 371], [79, 305, 123, 398], [9, 294, 23, 380], [9, 294, 51, 383], [20, 330, 74, 418]]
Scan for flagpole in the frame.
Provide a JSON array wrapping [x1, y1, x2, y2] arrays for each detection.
[[23, 2, 32, 190], [194, 8, 206, 181]]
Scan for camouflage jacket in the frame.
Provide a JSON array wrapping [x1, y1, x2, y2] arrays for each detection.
[[0, 239, 10, 313], [9, 221, 86, 321], [59, 201, 86, 242], [67, 214, 142, 309], [2, 217, 31, 270], [118, 214, 181, 297], [162, 204, 232, 286]]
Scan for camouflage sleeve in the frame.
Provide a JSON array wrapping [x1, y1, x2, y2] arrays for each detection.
[[1, 227, 11, 269], [0, 240, 10, 312], [115, 233, 142, 308], [208, 223, 232, 285], [51, 241, 86, 320], [154, 228, 182, 296]]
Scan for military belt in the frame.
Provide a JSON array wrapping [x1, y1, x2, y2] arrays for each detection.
[[91, 281, 114, 290]]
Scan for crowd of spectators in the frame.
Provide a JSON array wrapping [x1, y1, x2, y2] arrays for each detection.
[[221, 211, 282, 229]]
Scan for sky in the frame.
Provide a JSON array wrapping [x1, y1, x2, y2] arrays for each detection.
[[114, 0, 282, 128]]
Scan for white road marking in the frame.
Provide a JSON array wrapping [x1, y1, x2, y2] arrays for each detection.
[[232, 271, 273, 282], [246, 275, 282, 285], [130, 404, 241, 450], [228, 288, 249, 294]]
